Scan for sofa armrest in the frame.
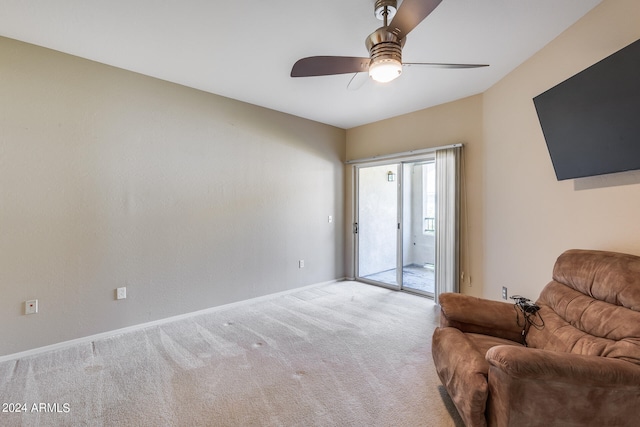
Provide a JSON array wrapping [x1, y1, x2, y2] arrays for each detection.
[[439, 293, 524, 343], [486, 345, 640, 386], [486, 345, 640, 426]]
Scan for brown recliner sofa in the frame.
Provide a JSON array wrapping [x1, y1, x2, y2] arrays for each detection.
[[432, 249, 640, 426]]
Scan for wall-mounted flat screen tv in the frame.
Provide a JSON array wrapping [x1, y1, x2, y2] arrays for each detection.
[[533, 38, 640, 181]]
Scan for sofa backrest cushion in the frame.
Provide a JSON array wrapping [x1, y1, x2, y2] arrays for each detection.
[[553, 249, 640, 311], [526, 249, 640, 365]]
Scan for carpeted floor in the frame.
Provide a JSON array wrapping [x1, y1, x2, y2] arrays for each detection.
[[0, 281, 463, 426]]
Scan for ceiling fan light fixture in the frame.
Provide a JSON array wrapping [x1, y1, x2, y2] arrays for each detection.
[[369, 57, 402, 83], [367, 35, 403, 83]]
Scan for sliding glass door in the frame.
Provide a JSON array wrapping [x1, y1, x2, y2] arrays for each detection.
[[356, 164, 400, 288], [355, 160, 435, 296], [400, 161, 436, 295]]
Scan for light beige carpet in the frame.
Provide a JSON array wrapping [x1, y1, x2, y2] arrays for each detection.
[[0, 281, 463, 426]]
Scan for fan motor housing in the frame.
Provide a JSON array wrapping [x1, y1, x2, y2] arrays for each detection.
[[366, 27, 405, 64]]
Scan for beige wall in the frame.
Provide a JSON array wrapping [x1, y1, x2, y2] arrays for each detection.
[[345, 95, 485, 297], [482, 0, 640, 301], [4, 0, 640, 358], [346, 0, 640, 302], [0, 37, 346, 356]]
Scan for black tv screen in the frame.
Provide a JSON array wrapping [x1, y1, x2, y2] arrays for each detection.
[[533, 38, 640, 181]]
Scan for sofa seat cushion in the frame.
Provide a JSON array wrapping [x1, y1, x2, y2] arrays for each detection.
[[432, 327, 522, 427]]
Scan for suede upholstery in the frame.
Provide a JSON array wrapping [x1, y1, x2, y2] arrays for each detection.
[[432, 249, 640, 426]]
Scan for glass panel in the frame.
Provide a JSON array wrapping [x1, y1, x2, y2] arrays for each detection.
[[401, 162, 435, 295], [357, 164, 399, 287]]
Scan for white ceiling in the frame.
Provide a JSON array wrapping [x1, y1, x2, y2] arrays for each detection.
[[0, 0, 602, 129]]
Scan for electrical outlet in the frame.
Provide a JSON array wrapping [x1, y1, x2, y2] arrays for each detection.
[[116, 287, 127, 300], [299, 260, 305, 268], [502, 286, 508, 300], [328, 215, 333, 223], [25, 299, 38, 315]]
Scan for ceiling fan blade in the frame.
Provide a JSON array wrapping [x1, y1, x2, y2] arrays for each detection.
[[347, 72, 370, 91], [388, 0, 443, 39], [403, 62, 489, 69], [291, 56, 370, 77]]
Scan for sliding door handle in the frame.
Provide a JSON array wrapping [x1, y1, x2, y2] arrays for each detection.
[[353, 222, 358, 234]]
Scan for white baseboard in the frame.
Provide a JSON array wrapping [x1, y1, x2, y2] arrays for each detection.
[[0, 278, 346, 363]]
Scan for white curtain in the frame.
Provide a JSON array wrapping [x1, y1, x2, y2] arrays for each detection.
[[434, 147, 461, 304]]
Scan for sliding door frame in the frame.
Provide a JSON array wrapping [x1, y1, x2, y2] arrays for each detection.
[[353, 155, 435, 295], [353, 160, 402, 291], [349, 143, 462, 298]]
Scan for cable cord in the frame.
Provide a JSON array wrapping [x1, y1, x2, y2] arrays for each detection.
[[511, 296, 545, 346]]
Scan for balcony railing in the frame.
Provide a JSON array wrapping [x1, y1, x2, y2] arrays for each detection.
[[424, 217, 435, 232]]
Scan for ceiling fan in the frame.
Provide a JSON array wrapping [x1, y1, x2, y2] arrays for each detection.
[[291, 0, 488, 84]]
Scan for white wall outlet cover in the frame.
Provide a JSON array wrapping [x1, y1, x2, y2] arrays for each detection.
[[25, 299, 38, 315], [116, 287, 127, 300]]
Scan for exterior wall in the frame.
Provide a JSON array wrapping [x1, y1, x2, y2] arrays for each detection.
[[0, 37, 346, 357]]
